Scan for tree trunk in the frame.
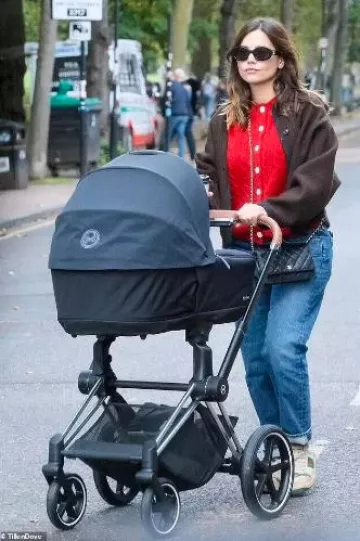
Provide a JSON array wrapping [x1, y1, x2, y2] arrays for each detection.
[[218, 0, 236, 78], [190, 0, 218, 78], [191, 35, 212, 79], [281, 0, 296, 32], [321, 0, 338, 91], [87, 0, 110, 135], [0, 0, 26, 122], [172, 0, 195, 68], [27, 0, 57, 179], [331, 0, 348, 114]]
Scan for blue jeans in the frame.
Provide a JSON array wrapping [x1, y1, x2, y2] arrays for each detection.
[[203, 95, 215, 120], [169, 115, 188, 158], [236, 229, 333, 445], [185, 116, 196, 160]]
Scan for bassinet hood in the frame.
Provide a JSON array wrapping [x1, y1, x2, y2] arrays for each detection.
[[49, 151, 216, 270]]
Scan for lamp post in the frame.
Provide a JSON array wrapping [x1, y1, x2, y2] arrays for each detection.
[[109, 0, 119, 159]]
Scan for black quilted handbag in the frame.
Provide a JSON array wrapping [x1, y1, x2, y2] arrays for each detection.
[[246, 118, 317, 285], [254, 242, 315, 284]]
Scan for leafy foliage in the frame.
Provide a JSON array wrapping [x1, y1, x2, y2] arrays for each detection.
[[22, 0, 359, 77], [109, 0, 171, 71], [24, 0, 41, 41], [348, 0, 360, 62]]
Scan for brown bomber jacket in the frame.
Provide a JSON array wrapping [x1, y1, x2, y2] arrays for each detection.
[[195, 97, 341, 246]]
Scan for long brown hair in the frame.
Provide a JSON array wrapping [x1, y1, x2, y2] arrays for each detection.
[[222, 17, 322, 128]]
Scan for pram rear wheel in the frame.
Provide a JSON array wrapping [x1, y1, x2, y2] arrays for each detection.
[[240, 425, 294, 520], [46, 474, 87, 530], [141, 477, 181, 538], [93, 470, 139, 506]]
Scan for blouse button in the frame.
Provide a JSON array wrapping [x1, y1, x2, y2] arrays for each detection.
[[256, 188, 262, 195], [256, 231, 263, 238], [254, 145, 260, 152], [259, 106, 266, 113], [255, 167, 260, 174], [259, 126, 264, 132]]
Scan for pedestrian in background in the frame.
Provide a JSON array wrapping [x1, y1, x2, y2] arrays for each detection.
[[162, 68, 191, 158], [201, 73, 217, 120], [183, 71, 198, 163], [216, 79, 229, 107], [196, 17, 340, 496]]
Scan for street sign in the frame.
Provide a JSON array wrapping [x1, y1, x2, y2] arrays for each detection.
[[69, 21, 92, 41], [51, 0, 103, 21]]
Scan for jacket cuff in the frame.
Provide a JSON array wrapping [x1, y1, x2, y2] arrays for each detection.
[[259, 202, 275, 218]]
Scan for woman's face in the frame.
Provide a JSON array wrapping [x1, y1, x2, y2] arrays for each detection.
[[237, 29, 282, 86]]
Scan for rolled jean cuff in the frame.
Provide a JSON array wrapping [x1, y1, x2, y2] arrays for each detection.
[[285, 427, 312, 446]]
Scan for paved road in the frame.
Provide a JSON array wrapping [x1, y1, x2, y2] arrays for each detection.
[[1, 134, 360, 541]]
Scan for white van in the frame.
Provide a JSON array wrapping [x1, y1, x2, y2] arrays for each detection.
[[109, 39, 158, 149], [25, 39, 158, 150]]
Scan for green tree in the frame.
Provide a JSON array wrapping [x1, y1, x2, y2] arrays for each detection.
[[24, 0, 41, 41], [281, 0, 296, 31], [172, 0, 194, 68], [348, 0, 360, 62], [27, 0, 57, 179], [110, 0, 171, 71], [24, 0, 68, 41], [189, 0, 220, 77], [0, 0, 26, 122], [293, 0, 322, 70]]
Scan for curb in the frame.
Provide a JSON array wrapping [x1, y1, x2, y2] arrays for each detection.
[[1, 121, 359, 237], [0, 207, 60, 237]]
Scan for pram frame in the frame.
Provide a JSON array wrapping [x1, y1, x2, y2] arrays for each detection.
[[43, 214, 288, 532]]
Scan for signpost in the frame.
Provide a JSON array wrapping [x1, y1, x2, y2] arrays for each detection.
[[52, 0, 103, 177], [69, 21, 92, 41], [51, 0, 103, 21]]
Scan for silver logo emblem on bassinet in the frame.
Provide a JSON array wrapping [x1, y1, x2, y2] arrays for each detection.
[[80, 229, 101, 249]]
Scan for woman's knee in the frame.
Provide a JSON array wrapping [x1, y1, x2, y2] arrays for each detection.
[[266, 338, 308, 376]]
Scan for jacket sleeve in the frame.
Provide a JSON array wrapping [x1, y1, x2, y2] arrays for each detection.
[[195, 119, 221, 209], [260, 105, 340, 227]]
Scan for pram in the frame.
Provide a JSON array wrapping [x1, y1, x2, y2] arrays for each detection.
[[44, 151, 294, 537]]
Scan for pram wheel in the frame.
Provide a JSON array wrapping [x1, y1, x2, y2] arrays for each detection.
[[141, 477, 181, 538], [240, 425, 294, 520], [93, 470, 139, 506], [46, 473, 87, 530]]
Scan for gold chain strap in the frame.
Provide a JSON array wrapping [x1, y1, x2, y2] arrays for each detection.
[[247, 118, 255, 252], [247, 116, 323, 249]]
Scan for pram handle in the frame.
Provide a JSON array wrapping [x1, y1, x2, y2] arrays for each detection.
[[209, 210, 283, 248]]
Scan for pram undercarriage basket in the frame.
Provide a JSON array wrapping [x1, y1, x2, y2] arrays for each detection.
[[44, 152, 294, 537]]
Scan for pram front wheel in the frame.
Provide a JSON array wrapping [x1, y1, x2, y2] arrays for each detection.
[[141, 477, 181, 538], [93, 470, 139, 506], [46, 473, 87, 530], [240, 425, 294, 520]]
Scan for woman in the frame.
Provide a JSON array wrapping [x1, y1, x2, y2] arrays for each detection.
[[196, 17, 340, 496]]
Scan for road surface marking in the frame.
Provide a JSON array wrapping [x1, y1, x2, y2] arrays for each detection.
[[350, 384, 360, 406], [0, 218, 55, 241]]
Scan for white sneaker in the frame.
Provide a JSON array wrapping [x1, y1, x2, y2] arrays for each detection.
[[291, 445, 316, 496]]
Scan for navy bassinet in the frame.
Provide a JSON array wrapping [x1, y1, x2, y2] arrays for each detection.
[[49, 151, 255, 336]]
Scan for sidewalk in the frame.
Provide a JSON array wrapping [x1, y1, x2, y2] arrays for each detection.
[[1, 113, 359, 235]]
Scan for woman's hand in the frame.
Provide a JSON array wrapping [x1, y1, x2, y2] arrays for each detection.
[[237, 203, 268, 226]]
